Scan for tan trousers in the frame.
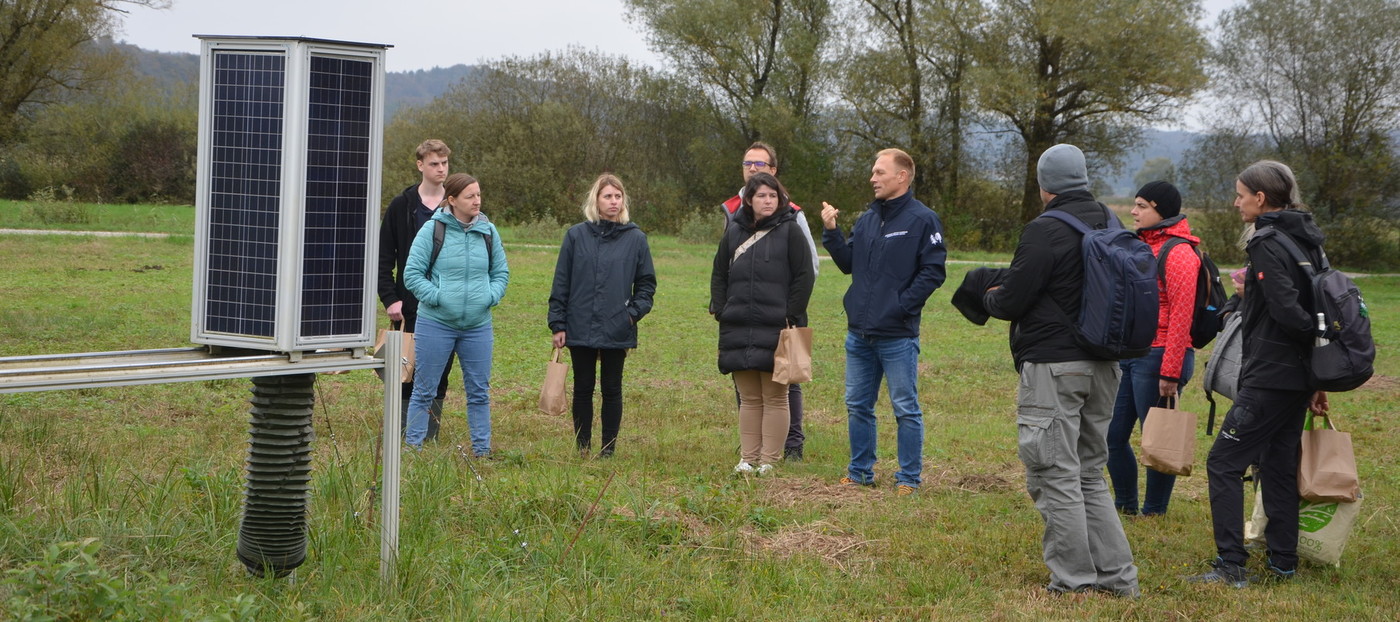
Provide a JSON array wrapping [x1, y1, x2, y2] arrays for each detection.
[[733, 370, 789, 465]]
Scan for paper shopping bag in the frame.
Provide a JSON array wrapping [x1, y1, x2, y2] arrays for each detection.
[[1299, 412, 1361, 503], [538, 347, 569, 416], [1139, 397, 1197, 476], [373, 324, 415, 384], [771, 325, 813, 385]]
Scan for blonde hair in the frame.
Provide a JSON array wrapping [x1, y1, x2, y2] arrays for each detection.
[[877, 148, 916, 178], [582, 173, 629, 224]]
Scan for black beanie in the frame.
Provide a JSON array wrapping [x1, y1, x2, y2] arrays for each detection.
[[1136, 181, 1181, 219]]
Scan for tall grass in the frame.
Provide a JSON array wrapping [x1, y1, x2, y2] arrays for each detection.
[[0, 227, 1396, 620]]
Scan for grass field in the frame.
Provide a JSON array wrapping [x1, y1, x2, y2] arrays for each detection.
[[0, 209, 1396, 620]]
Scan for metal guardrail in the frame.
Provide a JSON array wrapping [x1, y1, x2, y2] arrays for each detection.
[[0, 346, 381, 393]]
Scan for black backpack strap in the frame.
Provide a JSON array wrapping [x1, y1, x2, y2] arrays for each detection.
[[1155, 237, 1188, 283], [426, 219, 447, 279], [1256, 228, 1323, 275]]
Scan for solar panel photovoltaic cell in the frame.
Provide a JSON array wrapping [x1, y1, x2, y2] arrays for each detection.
[[300, 55, 374, 339], [205, 51, 286, 338]]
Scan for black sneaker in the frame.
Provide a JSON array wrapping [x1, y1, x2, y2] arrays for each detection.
[[784, 446, 803, 462], [1265, 558, 1296, 581], [1185, 557, 1249, 588]]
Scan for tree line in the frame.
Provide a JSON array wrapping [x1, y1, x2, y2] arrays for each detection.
[[2, 0, 1397, 267]]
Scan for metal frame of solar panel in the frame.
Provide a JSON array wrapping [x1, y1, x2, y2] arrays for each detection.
[[191, 37, 387, 353]]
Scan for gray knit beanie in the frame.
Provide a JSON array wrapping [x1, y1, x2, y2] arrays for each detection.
[[1036, 144, 1089, 194]]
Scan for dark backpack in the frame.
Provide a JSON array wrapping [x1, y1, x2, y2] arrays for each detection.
[[1040, 206, 1159, 360], [1261, 230, 1374, 392], [425, 218, 494, 279], [1156, 238, 1229, 348]]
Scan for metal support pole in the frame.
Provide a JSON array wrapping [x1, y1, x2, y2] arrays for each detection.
[[379, 330, 402, 586]]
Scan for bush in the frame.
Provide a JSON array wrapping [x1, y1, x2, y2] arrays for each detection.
[[511, 216, 566, 243], [1185, 208, 1247, 266], [1319, 215, 1400, 271], [20, 186, 93, 226], [677, 209, 724, 245]]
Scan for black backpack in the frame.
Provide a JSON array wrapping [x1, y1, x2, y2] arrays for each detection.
[[1259, 230, 1375, 392], [425, 218, 494, 279], [1155, 238, 1228, 348], [1040, 206, 1159, 360]]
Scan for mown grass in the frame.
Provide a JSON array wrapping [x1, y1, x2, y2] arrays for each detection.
[[0, 199, 196, 235], [0, 217, 1396, 620]]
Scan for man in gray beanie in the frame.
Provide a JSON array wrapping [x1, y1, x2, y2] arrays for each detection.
[[983, 143, 1140, 598]]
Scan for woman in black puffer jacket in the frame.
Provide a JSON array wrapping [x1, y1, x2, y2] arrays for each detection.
[[709, 172, 815, 476]]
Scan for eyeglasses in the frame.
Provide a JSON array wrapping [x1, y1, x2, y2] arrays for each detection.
[[741, 160, 771, 169]]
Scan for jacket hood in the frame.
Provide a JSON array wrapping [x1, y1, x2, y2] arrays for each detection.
[[1042, 189, 1097, 212], [1138, 214, 1199, 245], [1256, 209, 1325, 249], [735, 203, 796, 231], [431, 208, 493, 233], [585, 219, 639, 239]]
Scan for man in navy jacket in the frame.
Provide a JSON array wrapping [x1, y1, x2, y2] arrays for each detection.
[[821, 148, 946, 495]]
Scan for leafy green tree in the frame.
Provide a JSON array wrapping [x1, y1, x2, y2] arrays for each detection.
[[832, 0, 985, 208], [973, 0, 1208, 222], [1213, 0, 1400, 219], [0, 0, 170, 144]]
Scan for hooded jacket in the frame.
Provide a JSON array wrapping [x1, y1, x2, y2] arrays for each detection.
[[710, 204, 815, 374], [984, 189, 1110, 369], [722, 191, 820, 275], [821, 189, 947, 338], [548, 220, 657, 349], [1239, 209, 1326, 391], [403, 209, 510, 331], [1139, 214, 1201, 382], [377, 184, 436, 313]]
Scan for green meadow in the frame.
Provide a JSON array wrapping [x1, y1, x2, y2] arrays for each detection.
[[0, 209, 1396, 620]]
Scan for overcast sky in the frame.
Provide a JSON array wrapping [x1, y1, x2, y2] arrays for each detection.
[[117, 0, 1238, 74], [117, 0, 663, 72]]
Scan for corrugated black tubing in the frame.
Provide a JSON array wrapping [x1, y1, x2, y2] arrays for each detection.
[[236, 374, 315, 577]]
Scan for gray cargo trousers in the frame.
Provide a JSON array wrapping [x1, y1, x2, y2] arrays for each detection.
[[1017, 360, 1139, 594]]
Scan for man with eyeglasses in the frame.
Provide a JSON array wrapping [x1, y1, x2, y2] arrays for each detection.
[[720, 141, 820, 462]]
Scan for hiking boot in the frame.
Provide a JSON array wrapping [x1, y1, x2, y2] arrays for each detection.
[[756, 464, 775, 476], [783, 446, 803, 462], [840, 476, 873, 488], [598, 447, 615, 459], [734, 461, 755, 475], [895, 484, 917, 497], [425, 398, 444, 442], [1185, 557, 1249, 588]]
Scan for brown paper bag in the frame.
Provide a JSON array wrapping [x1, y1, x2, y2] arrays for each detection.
[[1299, 413, 1360, 503], [1139, 396, 1197, 476], [373, 323, 415, 384], [538, 347, 569, 416], [772, 325, 813, 385]]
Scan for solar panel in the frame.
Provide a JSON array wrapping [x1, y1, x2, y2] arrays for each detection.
[[204, 51, 286, 338], [300, 54, 373, 339], [192, 38, 386, 353]]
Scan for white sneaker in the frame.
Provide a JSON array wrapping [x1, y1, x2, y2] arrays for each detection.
[[756, 464, 775, 476], [734, 461, 755, 474]]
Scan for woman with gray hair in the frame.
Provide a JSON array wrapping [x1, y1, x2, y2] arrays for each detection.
[[1189, 160, 1329, 587]]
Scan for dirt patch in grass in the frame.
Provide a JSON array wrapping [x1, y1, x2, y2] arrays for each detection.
[[924, 461, 1023, 493], [1361, 374, 1399, 392], [743, 520, 876, 571], [759, 476, 884, 509]]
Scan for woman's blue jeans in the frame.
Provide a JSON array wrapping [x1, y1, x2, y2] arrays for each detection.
[[1106, 347, 1194, 515], [407, 316, 493, 453]]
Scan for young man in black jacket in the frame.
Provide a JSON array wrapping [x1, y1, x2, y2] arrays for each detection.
[[983, 144, 1139, 598], [377, 139, 453, 441]]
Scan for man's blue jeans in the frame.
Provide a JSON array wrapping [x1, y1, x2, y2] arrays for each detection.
[[844, 332, 924, 487], [407, 316, 493, 453], [1106, 347, 1194, 515]]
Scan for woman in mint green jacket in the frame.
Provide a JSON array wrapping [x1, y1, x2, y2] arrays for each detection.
[[403, 173, 509, 452]]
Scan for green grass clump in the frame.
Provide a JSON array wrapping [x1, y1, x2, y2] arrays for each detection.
[[0, 220, 1397, 620]]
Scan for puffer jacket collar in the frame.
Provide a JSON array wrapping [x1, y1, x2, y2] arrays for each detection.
[[1137, 214, 1200, 247]]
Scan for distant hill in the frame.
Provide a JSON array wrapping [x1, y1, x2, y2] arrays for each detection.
[[113, 41, 476, 116]]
